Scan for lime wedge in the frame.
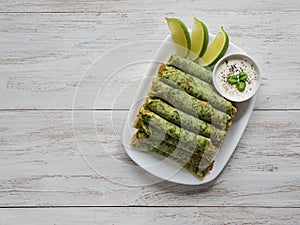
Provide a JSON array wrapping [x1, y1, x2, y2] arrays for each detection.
[[199, 27, 229, 66], [188, 18, 209, 61], [166, 18, 191, 57]]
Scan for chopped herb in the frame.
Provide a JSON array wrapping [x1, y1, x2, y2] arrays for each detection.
[[236, 81, 246, 92], [226, 72, 248, 92], [239, 72, 248, 81], [227, 75, 238, 84]]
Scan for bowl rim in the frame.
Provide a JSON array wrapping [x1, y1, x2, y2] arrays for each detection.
[[212, 52, 261, 102]]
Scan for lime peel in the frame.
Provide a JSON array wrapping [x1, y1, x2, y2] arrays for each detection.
[[189, 17, 209, 61], [166, 17, 191, 57], [199, 26, 229, 67]]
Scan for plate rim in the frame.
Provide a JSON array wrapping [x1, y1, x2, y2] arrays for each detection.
[[122, 32, 257, 185]]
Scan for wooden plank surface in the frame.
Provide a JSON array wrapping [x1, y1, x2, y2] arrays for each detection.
[[0, 207, 299, 225], [0, 12, 299, 109], [1, 0, 299, 13], [0, 0, 299, 224], [0, 110, 299, 207]]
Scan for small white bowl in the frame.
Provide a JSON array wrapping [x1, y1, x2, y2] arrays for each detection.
[[212, 53, 261, 102]]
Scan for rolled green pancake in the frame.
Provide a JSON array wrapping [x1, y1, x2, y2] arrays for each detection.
[[131, 135, 214, 178], [148, 78, 231, 129], [158, 64, 237, 116], [132, 119, 216, 162], [143, 98, 226, 146], [132, 131, 195, 165], [137, 107, 214, 152], [167, 54, 213, 84], [132, 116, 151, 135], [136, 129, 215, 165]]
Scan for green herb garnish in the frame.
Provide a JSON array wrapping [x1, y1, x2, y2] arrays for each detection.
[[227, 75, 238, 84], [227, 72, 248, 92], [236, 81, 246, 92], [239, 72, 248, 81]]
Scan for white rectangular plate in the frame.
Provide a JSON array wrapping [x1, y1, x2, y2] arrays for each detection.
[[122, 33, 257, 185]]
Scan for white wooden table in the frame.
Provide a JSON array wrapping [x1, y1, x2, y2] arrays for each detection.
[[0, 1, 299, 224]]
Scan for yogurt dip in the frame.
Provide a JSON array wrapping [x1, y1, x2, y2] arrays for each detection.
[[213, 53, 261, 102]]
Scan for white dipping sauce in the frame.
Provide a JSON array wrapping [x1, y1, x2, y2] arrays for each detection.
[[213, 54, 260, 102]]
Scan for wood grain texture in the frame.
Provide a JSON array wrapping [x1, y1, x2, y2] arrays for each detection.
[[1, 0, 299, 13], [0, 207, 299, 225], [0, 0, 299, 223], [0, 110, 299, 207], [0, 12, 299, 109]]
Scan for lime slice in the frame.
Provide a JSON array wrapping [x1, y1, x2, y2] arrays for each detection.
[[188, 18, 209, 61], [199, 27, 229, 66], [166, 18, 191, 57]]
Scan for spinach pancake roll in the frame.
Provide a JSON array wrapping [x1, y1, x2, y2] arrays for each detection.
[[167, 54, 213, 84], [131, 135, 214, 178], [158, 64, 237, 116], [143, 98, 226, 146], [132, 120, 216, 162], [137, 107, 214, 152], [132, 131, 195, 165], [148, 78, 231, 129]]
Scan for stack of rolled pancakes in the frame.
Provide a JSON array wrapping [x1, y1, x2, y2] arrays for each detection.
[[131, 55, 237, 178]]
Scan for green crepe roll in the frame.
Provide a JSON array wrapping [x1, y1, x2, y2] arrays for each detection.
[[133, 117, 175, 146], [137, 129, 215, 167], [132, 116, 151, 135], [131, 134, 214, 178], [141, 141, 213, 178], [135, 128, 215, 162], [132, 119, 216, 162], [143, 98, 226, 146], [148, 78, 231, 129], [132, 131, 196, 165], [135, 131, 212, 169], [132, 115, 216, 172], [137, 107, 214, 152], [158, 64, 237, 116], [167, 54, 213, 84]]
